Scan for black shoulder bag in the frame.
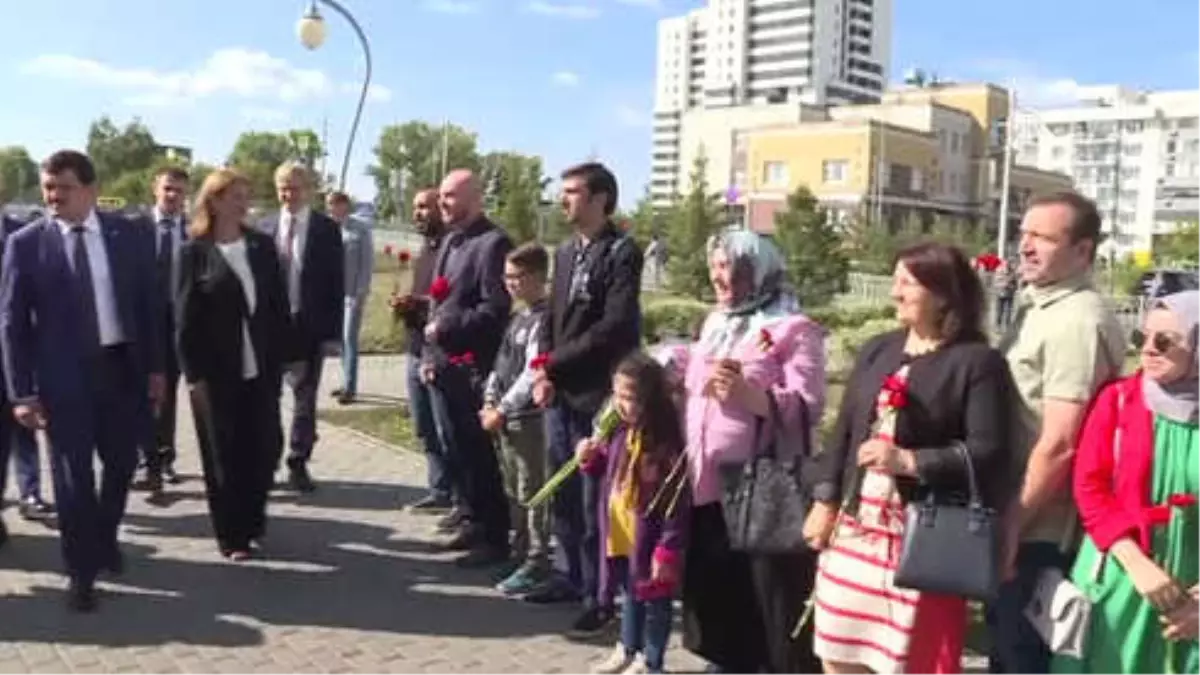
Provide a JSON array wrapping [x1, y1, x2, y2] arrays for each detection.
[[893, 441, 1001, 601], [719, 393, 814, 554]]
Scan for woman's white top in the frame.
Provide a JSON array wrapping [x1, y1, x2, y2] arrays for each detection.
[[215, 238, 260, 381]]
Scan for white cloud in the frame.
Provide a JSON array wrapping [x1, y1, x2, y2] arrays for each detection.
[[552, 70, 581, 87], [423, 0, 482, 14], [239, 106, 291, 125], [958, 58, 1088, 108], [615, 0, 663, 9], [20, 48, 390, 109], [340, 81, 394, 103], [525, 1, 601, 20], [614, 103, 648, 128]]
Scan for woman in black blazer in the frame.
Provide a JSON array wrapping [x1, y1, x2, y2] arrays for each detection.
[[802, 242, 1014, 674], [176, 168, 294, 561]]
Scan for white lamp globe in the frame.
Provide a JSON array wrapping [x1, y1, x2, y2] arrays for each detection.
[[297, 10, 327, 50]]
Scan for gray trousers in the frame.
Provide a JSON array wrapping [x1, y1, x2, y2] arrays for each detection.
[[496, 415, 550, 568]]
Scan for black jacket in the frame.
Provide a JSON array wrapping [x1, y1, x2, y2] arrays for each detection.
[[258, 210, 345, 350], [175, 230, 295, 389], [539, 223, 643, 413], [424, 216, 513, 370], [807, 330, 1016, 510]]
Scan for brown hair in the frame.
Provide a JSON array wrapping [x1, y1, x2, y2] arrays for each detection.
[[189, 168, 250, 238], [507, 242, 550, 278], [1026, 190, 1103, 260], [327, 190, 352, 206], [895, 241, 986, 343], [560, 161, 618, 216], [42, 150, 97, 186]]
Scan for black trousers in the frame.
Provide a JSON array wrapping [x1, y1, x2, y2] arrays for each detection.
[[429, 364, 510, 549], [681, 503, 821, 674], [191, 376, 281, 552]]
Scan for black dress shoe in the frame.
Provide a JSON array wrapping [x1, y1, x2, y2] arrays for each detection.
[[66, 579, 97, 613], [0, 518, 8, 548], [18, 496, 54, 521], [288, 465, 316, 493], [330, 387, 345, 398], [163, 464, 182, 485], [336, 392, 356, 405], [406, 494, 453, 514], [104, 549, 125, 576]]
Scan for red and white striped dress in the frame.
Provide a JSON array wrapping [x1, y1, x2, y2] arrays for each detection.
[[811, 364, 966, 674]]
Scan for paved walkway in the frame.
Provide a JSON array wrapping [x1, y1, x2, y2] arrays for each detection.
[[0, 362, 704, 673]]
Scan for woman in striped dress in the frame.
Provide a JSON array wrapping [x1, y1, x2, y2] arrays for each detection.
[[802, 242, 1016, 673]]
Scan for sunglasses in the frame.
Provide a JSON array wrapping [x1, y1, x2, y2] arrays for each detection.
[[1131, 330, 1184, 354]]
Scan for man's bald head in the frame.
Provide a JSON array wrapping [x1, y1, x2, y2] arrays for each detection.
[[439, 169, 483, 229]]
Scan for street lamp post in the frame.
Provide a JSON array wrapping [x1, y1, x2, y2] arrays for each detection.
[[296, 0, 372, 193]]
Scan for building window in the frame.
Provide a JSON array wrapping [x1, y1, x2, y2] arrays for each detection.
[[950, 133, 960, 154], [763, 161, 789, 187], [822, 159, 849, 183]]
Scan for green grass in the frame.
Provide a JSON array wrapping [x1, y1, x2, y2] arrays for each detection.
[[317, 406, 417, 449]]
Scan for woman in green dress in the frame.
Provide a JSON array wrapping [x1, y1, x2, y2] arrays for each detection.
[[1054, 290, 1199, 673]]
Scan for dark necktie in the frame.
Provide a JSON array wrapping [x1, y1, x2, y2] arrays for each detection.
[[568, 239, 590, 302], [158, 220, 174, 302], [71, 226, 102, 351]]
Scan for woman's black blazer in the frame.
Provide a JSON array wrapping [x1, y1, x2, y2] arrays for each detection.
[[175, 229, 296, 389], [807, 329, 1016, 510]]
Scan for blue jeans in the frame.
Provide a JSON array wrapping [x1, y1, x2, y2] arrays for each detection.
[[986, 541, 1071, 674], [0, 425, 41, 501], [615, 558, 672, 673], [341, 297, 365, 395], [546, 402, 602, 607], [406, 356, 454, 501]]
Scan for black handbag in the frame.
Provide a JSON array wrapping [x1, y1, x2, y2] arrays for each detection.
[[893, 441, 1000, 601], [718, 393, 814, 554]]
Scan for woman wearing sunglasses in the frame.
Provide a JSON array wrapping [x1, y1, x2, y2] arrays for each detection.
[[1054, 290, 1199, 673]]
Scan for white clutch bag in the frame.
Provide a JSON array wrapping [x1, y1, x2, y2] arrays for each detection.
[[1024, 567, 1093, 659]]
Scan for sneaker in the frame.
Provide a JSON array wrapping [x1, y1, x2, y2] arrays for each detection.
[[496, 563, 549, 596], [622, 655, 649, 674], [568, 605, 617, 640], [590, 644, 634, 674]]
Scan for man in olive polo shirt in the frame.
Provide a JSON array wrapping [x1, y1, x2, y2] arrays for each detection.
[[988, 191, 1126, 673]]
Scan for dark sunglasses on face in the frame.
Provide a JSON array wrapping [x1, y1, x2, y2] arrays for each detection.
[[1132, 329, 1183, 354]]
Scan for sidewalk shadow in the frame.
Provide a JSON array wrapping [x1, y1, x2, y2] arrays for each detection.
[[0, 509, 579, 649], [268, 480, 425, 512]]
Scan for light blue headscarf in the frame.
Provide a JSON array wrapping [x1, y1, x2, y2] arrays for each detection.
[[699, 227, 798, 355]]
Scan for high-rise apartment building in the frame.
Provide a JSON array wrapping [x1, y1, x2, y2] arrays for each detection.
[[1014, 85, 1199, 257], [651, 0, 893, 205]]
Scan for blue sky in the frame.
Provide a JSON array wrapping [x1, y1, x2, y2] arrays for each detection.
[[1, 0, 1196, 207]]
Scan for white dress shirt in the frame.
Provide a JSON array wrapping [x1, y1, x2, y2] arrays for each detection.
[[214, 238, 260, 381], [58, 210, 125, 346], [153, 207, 185, 299], [277, 207, 309, 314]]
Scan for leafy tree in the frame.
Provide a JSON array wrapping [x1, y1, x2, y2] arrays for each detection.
[[483, 151, 547, 244], [227, 130, 323, 206], [929, 214, 991, 257], [0, 146, 37, 203], [86, 116, 159, 186], [772, 186, 850, 307], [664, 152, 724, 299], [368, 121, 481, 221], [1154, 221, 1200, 267], [844, 211, 901, 275], [623, 188, 660, 251]]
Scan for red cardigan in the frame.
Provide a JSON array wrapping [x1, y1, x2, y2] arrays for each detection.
[[1073, 373, 1195, 553]]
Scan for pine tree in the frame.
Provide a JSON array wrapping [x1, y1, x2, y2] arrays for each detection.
[[664, 153, 725, 300], [772, 186, 850, 307]]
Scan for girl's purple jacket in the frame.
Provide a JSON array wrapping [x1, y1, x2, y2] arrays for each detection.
[[583, 426, 692, 603]]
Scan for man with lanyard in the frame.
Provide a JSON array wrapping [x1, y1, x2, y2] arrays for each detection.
[[531, 162, 644, 638]]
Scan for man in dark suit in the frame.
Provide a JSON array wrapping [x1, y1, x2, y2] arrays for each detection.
[[133, 166, 190, 497], [0, 212, 52, 524], [258, 162, 344, 492], [529, 162, 643, 638], [0, 150, 165, 611], [420, 169, 512, 567]]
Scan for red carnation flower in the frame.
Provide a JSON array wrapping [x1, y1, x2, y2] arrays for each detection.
[[758, 328, 775, 351], [1168, 494, 1198, 509], [452, 352, 476, 367], [885, 389, 908, 409], [881, 374, 909, 409], [530, 353, 551, 370], [383, 244, 394, 256], [397, 249, 412, 264], [429, 276, 451, 302]]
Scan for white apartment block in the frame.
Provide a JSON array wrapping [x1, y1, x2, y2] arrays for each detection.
[[1014, 85, 1200, 257], [651, 0, 893, 205]]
